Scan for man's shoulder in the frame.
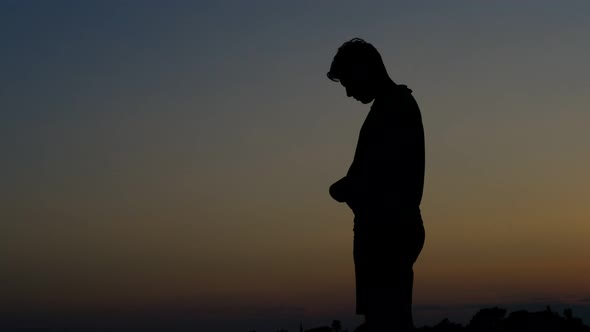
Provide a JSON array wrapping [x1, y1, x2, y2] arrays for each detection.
[[373, 84, 417, 113], [392, 84, 416, 105]]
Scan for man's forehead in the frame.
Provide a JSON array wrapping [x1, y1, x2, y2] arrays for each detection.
[[339, 74, 362, 86], [342, 67, 370, 81]]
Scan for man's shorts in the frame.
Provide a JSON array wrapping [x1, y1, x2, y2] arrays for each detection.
[[353, 217, 425, 315]]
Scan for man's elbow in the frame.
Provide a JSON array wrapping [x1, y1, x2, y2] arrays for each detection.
[[329, 178, 349, 202]]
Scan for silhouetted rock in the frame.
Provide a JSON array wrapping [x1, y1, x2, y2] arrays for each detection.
[[263, 307, 590, 332], [467, 306, 506, 331], [352, 322, 367, 332], [414, 306, 590, 332], [305, 326, 331, 332], [331, 319, 342, 332], [432, 318, 463, 332], [502, 306, 590, 332]]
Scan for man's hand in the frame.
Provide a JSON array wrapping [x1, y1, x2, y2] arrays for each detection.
[[329, 177, 349, 202]]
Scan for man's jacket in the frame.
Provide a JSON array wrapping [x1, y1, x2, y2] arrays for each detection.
[[331, 83, 425, 222]]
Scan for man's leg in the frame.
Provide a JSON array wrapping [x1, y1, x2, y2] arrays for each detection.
[[364, 222, 425, 332], [365, 264, 415, 332]]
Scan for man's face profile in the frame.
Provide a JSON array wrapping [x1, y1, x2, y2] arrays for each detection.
[[339, 66, 376, 104]]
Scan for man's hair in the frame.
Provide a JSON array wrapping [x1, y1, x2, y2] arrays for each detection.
[[327, 38, 388, 82]]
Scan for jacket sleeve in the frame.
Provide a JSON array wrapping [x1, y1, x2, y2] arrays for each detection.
[[329, 176, 349, 202]]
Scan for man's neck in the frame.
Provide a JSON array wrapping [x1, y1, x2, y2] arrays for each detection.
[[373, 78, 396, 100]]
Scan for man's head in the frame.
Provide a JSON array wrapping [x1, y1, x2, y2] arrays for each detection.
[[327, 38, 390, 104]]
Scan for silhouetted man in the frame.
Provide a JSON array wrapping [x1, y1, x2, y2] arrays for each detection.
[[327, 38, 426, 331]]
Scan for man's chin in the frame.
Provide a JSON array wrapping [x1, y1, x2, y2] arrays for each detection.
[[353, 95, 374, 104]]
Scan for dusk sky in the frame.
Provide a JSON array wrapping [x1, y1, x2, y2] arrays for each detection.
[[2, 1, 590, 331]]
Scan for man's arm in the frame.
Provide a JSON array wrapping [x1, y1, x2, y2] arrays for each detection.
[[329, 176, 349, 202]]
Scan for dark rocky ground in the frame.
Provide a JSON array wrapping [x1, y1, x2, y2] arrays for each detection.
[[270, 306, 590, 332], [415, 306, 590, 332]]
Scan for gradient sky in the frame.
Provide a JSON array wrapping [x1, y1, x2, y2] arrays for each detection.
[[2, 1, 590, 331]]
